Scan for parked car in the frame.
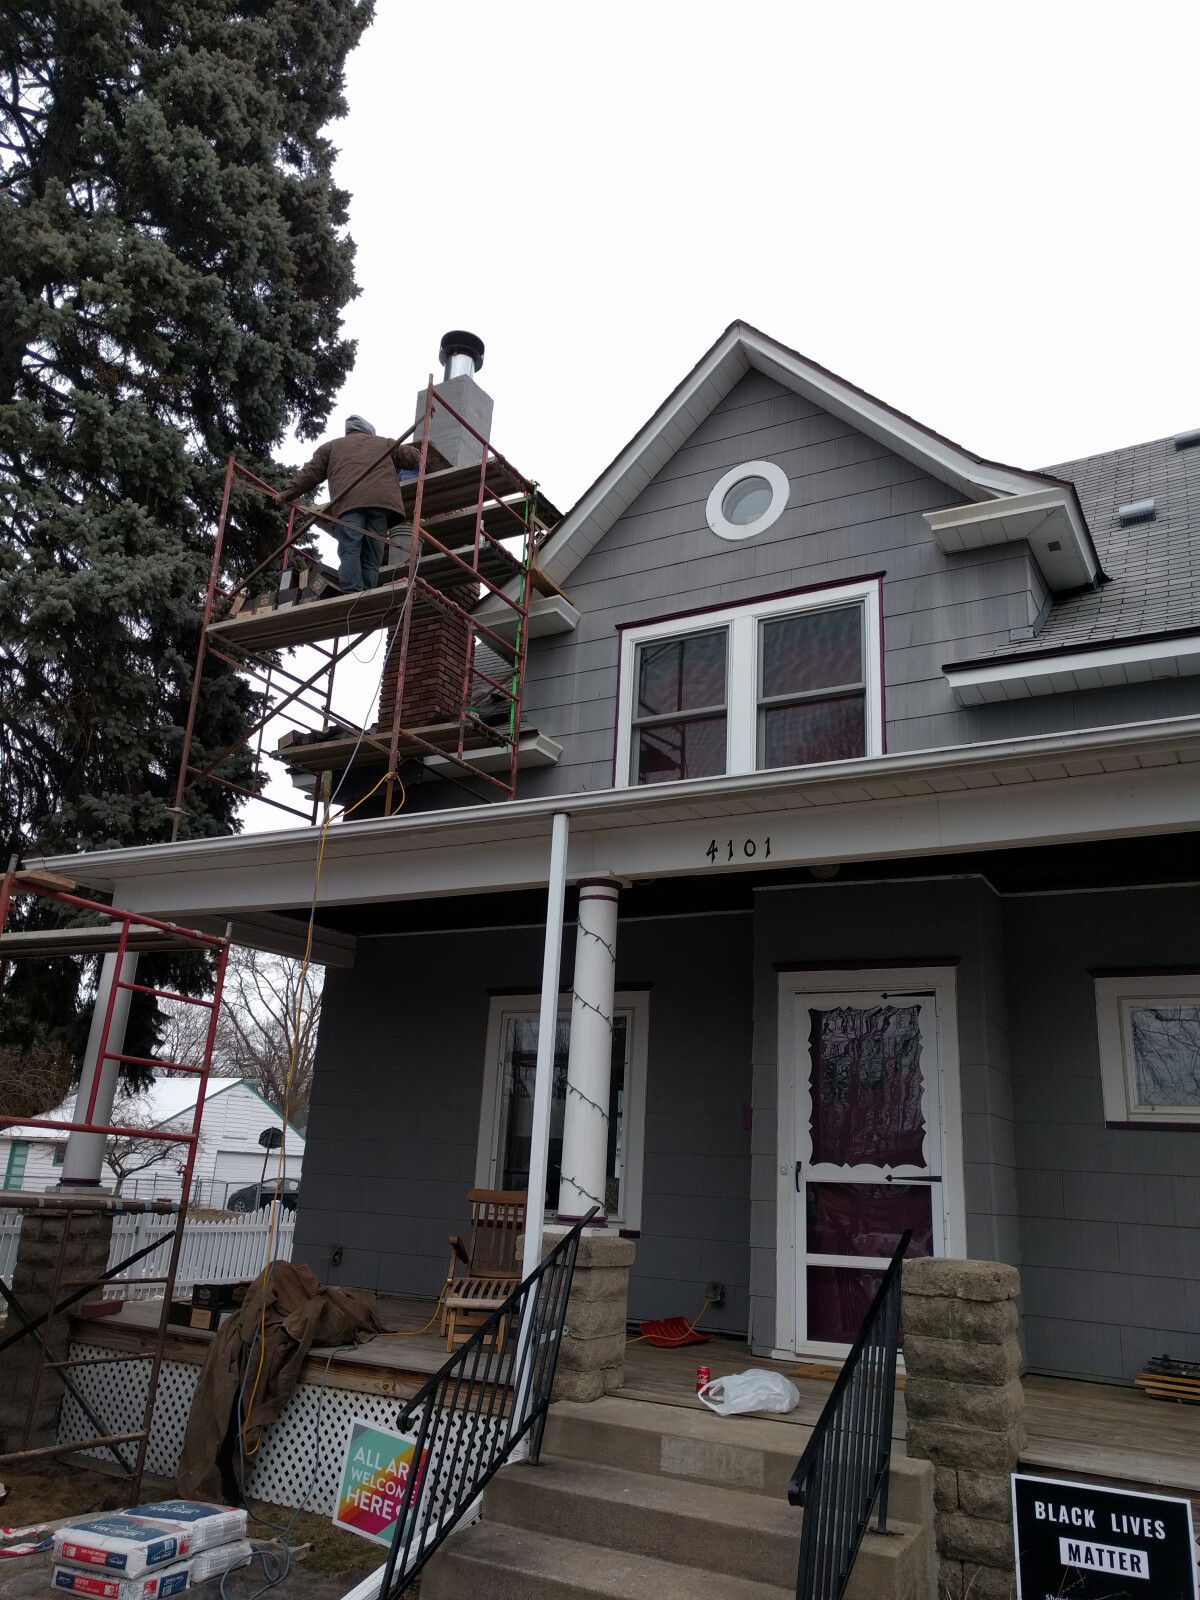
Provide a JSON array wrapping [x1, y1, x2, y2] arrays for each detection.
[[226, 1177, 300, 1214]]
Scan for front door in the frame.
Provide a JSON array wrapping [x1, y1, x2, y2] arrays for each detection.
[[790, 981, 949, 1353]]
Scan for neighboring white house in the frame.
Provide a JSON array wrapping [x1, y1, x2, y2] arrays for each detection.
[[0, 1078, 304, 1206]]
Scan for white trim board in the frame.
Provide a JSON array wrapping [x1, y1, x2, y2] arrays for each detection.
[[35, 719, 1200, 924], [772, 966, 965, 1360], [925, 488, 1097, 593], [945, 634, 1200, 705]]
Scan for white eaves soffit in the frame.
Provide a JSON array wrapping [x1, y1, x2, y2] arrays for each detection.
[[524, 320, 1102, 593], [925, 489, 1099, 593], [946, 634, 1200, 706], [33, 717, 1200, 922]]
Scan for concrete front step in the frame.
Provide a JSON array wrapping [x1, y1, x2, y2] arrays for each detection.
[[419, 1521, 793, 1600], [542, 1394, 932, 1527], [484, 1453, 930, 1597], [419, 1395, 937, 1600]]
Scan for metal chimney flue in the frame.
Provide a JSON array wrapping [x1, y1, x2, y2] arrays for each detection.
[[417, 330, 492, 469], [439, 330, 485, 383]]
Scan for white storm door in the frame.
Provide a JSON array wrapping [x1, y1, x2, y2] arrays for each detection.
[[793, 987, 946, 1353]]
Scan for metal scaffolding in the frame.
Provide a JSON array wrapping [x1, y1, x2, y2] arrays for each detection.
[[0, 861, 231, 1499], [171, 381, 559, 835]]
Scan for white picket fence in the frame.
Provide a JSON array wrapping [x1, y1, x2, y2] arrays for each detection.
[[0, 1206, 294, 1297], [108, 1206, 295, 1299]]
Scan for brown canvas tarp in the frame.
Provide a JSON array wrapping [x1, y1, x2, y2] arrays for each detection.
[[176, 1261, 381, 1504]]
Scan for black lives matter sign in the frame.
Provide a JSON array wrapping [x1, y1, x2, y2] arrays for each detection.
[[1013, 1473, 1198, 1599]]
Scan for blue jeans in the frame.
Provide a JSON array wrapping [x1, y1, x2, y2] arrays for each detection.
[[336, 506, 389, 593]]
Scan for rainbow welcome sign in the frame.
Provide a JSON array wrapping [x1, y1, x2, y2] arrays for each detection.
[[333, 1418, 429, 1548]]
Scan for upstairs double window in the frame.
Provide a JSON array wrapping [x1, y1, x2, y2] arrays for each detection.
[[617, 580, 882, 786]]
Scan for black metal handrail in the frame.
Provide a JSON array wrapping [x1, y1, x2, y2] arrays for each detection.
[[375, 1207, 597, 1599], [788, 1230, 912, 1600]]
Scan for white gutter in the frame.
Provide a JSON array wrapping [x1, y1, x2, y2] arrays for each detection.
[[945, 637, 1200, 706], [33, 714, 1200, 894]]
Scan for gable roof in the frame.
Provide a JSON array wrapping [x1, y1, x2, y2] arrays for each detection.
[[535, 320, 1102, 591]]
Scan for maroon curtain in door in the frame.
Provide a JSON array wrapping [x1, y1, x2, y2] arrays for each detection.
[[808, 1005, 926, 1168]]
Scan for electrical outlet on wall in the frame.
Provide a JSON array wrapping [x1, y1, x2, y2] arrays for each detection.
[[706, 1281, 726, 1309]]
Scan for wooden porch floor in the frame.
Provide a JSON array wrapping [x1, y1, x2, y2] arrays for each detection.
[[74, 1295, 1200, 1508], [378, 1298, 1200, 1505]]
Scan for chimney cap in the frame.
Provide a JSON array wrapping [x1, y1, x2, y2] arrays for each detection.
[[439, 329, 485, 375]]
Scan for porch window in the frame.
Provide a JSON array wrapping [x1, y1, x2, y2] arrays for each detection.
[[478, 993, 649, 1229], [616, 580, 882, 787], [1096, 974, 1200, 1126]]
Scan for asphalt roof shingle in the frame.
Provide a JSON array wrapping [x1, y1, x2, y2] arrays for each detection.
[[975, 432, 1200, 659]]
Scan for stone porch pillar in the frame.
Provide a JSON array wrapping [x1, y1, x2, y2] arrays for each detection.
[[557, 879, 619, 1224], [902, 1258, 1026, 1600], [543, 1226, 634, 1401]]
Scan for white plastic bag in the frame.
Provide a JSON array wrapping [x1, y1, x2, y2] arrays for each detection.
[[697, 1369, 800, 1415]]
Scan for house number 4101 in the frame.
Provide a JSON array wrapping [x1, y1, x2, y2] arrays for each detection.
[[706, 837, 771, 863]]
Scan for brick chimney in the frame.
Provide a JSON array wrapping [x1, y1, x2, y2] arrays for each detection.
[[377, 331, 490, 737], [377, 577, 479, 732]]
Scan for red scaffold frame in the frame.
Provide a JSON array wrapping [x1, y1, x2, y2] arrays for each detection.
[[0, 861, 232, 1500], [170, 380, 553, 837]]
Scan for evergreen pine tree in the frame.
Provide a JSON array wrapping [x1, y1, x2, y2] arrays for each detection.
[[0, 1, 373, 1080]]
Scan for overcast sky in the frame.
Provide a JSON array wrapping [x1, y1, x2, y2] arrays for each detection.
[[244, 0, 1199, 831]]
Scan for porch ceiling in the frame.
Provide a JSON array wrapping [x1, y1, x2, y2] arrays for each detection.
[[31, 716, 1200, 938]]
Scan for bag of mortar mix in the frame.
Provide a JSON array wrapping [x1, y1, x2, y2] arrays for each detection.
[[697, 1369, 800, 1415], [51, 1544, 253, 1600], [52, 1560, 192, 1600], [54, 1505, 246, 1576]]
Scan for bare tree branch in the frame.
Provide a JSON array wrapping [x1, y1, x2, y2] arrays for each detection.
[[158, 947, 322, 1128]]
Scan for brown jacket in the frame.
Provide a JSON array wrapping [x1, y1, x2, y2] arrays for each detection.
[[175, 1260, 381, 1504], [281, 433, 435, 522]]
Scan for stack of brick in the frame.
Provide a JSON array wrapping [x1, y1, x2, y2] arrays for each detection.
[[0, 1208, 113, 1453], [542, 1228, 634, 1403], [902, 1258, 1025, 1600], [377, 578, 479, 732]]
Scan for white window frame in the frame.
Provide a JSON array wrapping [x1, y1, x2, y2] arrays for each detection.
[[614, 580, 883, 788], [475, 991, 650, 1231], [706, 460, 791, 541], [1095, 973, 1200, 1126]]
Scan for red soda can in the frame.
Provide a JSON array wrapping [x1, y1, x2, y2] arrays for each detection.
[[696, 1366, 711, 1394]]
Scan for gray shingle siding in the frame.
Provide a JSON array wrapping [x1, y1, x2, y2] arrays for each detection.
[[518, 373, 1055, 796], [1007, 884, 1200, 1382], [294, 913, 755, 1333]]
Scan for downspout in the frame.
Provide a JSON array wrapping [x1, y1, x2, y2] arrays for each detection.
[[521, 810, 570, 1285]]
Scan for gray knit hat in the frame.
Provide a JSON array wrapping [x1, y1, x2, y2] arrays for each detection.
[[345, 414, 376, 435]]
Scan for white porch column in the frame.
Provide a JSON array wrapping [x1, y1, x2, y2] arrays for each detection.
[[61, 951, 137, 1187], [557, 877, 620, 1225]]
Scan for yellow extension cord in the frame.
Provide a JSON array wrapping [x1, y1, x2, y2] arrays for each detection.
[[240, 767, 405, 1454]]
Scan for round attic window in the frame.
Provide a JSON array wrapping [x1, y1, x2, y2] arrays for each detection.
[[706, 461, 790, 542]]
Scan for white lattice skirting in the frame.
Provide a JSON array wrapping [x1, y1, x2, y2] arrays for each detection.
[[60, 1344, 504, 1519]]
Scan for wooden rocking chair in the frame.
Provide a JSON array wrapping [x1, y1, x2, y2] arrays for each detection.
[[441, 1188, 527, 1350]]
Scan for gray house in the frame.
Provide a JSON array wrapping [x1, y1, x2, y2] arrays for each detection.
[[48, 322, 1200, 1384]]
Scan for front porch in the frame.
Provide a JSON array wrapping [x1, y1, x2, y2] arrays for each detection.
[[66, 1293, 1200, 1514]]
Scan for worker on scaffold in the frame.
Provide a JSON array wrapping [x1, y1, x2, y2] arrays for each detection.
[[281, 415, 444, 594]]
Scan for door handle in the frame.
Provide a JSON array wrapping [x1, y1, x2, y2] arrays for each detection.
[[795, 1161, 803, 1193]]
